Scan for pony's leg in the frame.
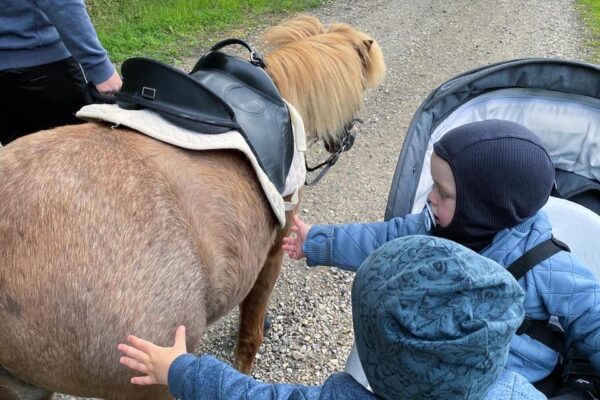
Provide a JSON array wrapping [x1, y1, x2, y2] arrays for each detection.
[[0, 367, 53, 400], [233, 227, 288, 373]]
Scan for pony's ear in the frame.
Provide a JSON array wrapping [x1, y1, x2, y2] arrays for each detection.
[[363, 39, 385, 88]]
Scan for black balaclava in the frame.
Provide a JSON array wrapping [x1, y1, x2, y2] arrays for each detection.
[[431, 119, 555, 252]]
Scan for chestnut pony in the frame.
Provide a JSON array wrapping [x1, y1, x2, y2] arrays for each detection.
[[0, 16, 384, 400]]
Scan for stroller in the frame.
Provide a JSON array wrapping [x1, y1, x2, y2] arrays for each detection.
[[345, 58, 600, 398]]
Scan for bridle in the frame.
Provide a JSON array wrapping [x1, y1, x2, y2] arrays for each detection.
[[305, 118, 361, 185]]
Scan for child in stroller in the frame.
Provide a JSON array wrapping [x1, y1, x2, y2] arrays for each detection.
[[294, 59, 600, 399], [284, 117, 600, 399]]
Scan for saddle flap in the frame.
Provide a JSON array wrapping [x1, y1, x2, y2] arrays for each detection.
[[190, 48, 294, 194], [116, 57, 237, 133]]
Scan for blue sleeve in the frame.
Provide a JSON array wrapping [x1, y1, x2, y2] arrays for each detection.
[[168, 354, 378, 400], [531, 251, 600, 370], [33, 0, 115, 83], [484, 369, 545, 400], [303, 212, 429, 272]]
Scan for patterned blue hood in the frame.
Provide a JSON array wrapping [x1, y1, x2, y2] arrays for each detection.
[[352, 235, 525, 399]]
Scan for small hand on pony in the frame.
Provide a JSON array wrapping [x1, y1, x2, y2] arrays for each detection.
[[118, 325, 187, 386], [282, 214, 311, 259]]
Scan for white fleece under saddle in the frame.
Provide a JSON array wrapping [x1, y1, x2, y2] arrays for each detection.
[[76, 102, 307, 227]]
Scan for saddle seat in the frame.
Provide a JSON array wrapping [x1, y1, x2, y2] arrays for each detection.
[[115, 41, 294, 194]]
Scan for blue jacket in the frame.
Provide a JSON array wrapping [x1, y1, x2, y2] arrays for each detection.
[[0, 0, 114, 83], [304, 210, 600, 383], [167, 354, 545, 400]]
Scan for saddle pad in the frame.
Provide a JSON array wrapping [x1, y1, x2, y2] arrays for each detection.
[[76, 101, 307, 228]]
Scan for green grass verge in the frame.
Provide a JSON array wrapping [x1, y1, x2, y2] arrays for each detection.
[[87, 0, 323, 64], [578, 0, 600, 63]]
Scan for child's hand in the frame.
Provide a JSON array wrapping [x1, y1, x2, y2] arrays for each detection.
[[282, 214, 311, 259], [118, 325, 187, 386]]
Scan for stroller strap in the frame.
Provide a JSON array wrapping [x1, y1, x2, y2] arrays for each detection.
[[508, 236, 570, 281], [507, 236, 570, 352], [516, 317, 565, 353]]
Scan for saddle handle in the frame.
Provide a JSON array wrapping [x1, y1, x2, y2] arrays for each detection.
[[84, 82, 117, 105], [210, 38, 266, 68]]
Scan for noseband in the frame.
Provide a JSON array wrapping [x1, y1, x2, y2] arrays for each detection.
[[305, 118, 360, 185]]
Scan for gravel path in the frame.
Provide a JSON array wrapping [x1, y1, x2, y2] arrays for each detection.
[[58, 0, 589, 398]]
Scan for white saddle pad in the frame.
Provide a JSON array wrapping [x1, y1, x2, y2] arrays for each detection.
[[76, 102, 307, 227]]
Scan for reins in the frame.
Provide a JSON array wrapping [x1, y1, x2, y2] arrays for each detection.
[[305, 118, 360, 186]]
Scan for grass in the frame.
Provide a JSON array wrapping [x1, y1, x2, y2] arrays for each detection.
[[577, 0, 600, 63], [87, 0, 323, 64]]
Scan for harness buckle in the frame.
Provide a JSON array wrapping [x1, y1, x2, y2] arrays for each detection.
[[250, 51, 266, 68]]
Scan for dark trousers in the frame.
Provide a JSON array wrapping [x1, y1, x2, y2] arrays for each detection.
[[0, 57, 88, 145]]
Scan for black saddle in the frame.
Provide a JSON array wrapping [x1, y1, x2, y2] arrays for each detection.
[[115, 39, 294, 194]]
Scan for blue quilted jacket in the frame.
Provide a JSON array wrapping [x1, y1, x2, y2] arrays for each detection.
[[168, 354, 545, 399], [303, 210, 600, 383]]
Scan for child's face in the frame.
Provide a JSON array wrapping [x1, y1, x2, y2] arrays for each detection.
[[428, 152, 456, 228]]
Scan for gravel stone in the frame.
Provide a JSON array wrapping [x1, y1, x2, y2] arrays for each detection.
[[56, 0, 588, 398]]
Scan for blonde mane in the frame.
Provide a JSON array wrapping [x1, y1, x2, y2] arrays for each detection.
[[263, 15, 385, 145]]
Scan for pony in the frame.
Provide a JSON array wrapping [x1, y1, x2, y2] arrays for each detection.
[[0, 15, 385, 400]]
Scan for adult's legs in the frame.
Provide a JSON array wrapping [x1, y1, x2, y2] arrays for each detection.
[[0, 57, 87, 145]]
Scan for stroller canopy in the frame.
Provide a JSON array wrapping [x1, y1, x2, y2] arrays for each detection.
[[385, 58, 600, 274], [387, 58, 600, 218]]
